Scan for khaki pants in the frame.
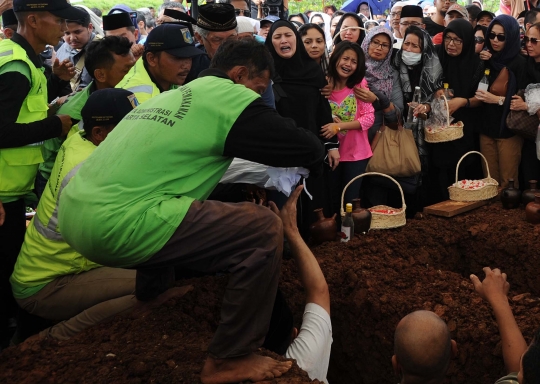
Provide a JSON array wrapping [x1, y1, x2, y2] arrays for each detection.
[[135, 199, 283, 359], [480, 134, 524, 188], [16, 267, 136, 340]]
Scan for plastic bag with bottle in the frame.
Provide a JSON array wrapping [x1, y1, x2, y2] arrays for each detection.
[[425, 97, 455, 133]]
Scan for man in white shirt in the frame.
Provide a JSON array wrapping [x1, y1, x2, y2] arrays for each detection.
[[268, 186, 332, 383]]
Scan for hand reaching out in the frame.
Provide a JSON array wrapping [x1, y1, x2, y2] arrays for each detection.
[[52, 58, 75, 81], [470, 267, 510, 305]]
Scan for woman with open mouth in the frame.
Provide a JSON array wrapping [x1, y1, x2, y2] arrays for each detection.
[[475, 15, 527, 189], [265, 20, 337, 238]]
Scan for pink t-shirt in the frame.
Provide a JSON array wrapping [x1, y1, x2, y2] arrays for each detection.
[[328, 78, 375, 162]]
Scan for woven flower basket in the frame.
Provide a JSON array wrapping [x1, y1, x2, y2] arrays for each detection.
[[341, 172, 406, 230], [448, 151, 499, 202], [424, 94, 465, 143]]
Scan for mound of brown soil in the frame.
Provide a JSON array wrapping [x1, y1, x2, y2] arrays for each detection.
[[1, 202, 539, 384]]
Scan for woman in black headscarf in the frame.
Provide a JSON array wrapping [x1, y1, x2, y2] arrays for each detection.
[[332, 12, 365, 48], [265, 20, 336, 237], [474, 25, 488, 54], [432, 19, 485, 202], [475, 14, 527, 188]]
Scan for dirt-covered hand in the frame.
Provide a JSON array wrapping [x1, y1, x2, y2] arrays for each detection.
[[269, 185, 303, 236], [470, 267, 510, 305]]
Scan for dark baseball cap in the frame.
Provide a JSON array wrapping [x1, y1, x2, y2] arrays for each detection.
[[82, 89, 138, 131], [144, 24, 203, 58], [476, 10, 495, 21], [13, 0, 88, 21]]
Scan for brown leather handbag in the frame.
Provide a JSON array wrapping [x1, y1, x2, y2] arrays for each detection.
[[489, 67, 509, 97], [506, 90, 539, 141]]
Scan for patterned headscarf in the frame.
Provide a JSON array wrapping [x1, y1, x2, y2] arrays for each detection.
[[393, 26, 443, 103], [361, 26, 394, 99]]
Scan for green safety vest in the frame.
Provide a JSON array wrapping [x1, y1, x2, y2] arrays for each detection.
[[59, 75, 259, 268], [10, 132, 100, 299], [0, 39, 48, 200], [38, 83, 91, 180], [116, 58, 176, 104]]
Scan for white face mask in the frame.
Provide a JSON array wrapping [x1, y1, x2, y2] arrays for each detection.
[[402, 50, 422, 66]]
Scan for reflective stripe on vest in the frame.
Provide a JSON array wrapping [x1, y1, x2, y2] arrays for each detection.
[[126, 85, 153, 95], [0, 49, 13, 57], [33, 162, 84, 241]]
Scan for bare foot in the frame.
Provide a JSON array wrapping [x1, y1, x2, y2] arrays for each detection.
[[200, 353, 292, 384], [130, 285, 194, 319]]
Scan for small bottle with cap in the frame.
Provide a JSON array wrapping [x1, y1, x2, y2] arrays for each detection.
[[341, 203, 354, 243], [478, 69, 490, 92], [443, 83, 453, 100]]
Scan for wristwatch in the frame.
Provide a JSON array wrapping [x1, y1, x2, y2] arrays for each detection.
[[498, 96, 504, 106]]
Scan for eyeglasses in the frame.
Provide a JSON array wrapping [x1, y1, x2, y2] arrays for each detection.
[[390, 12, 402, 17], [488, 32, 506, 42], [316, 22, 325, 28], [399, 21, 422, 27], [444, 36, 463, 46], [234, 9, 251, 17], [474, 36, 485, 44], [523, 36, 540, 45], [369, 40, 391, 50]]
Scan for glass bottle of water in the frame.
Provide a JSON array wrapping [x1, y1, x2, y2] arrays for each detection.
[[478, 69, 490, 91], [407, 86, 422, 123]]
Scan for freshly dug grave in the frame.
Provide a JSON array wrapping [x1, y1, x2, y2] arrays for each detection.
[[1, 202, 539, 384]]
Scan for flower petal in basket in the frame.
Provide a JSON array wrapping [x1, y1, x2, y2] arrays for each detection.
[[425, 121, 464, 143]]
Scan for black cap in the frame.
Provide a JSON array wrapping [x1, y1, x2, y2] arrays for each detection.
[[82, 89, 138, 130], [476, 10, 495, 21], [197, 3, 237, 32], [2, 9, 18, 27], [144, 24, 203, 58], [103, 12, 133, 31], [164, 8, 196, 24], [400, 5, 424, 18], [13, 0, 88, 21]]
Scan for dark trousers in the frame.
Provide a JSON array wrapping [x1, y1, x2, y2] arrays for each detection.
[[0, 199, 26, 346], [520, 139, 540, 189], [135, 199, 283, 359]]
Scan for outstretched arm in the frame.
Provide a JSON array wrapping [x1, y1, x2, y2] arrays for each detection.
[[470, 267, 527, 374], [269, 186, 330, 315]]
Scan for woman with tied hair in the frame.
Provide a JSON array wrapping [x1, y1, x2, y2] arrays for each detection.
[[265, 20, 336, 237], [391, 26, 443, 213], [433, 19, 485, 202], [475, 15, 527, 188], [332, 12, 365, 48]]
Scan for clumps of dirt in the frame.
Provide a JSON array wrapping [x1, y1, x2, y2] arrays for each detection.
[[1, 202, 539, 384]]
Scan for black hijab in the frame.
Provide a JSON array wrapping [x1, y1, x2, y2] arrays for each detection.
[[332, 12, 365, 46], [439, 19, 484, 98], [526, 26, 540, 83], [265, 20, 327, 88]]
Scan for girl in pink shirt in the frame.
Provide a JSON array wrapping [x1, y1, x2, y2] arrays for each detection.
[[321, 41, 375, 208]]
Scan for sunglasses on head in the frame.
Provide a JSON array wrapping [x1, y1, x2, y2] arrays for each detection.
[[523, 36, 540, 45], [475, 36, 485, 44], [488, 32, 506, 42]]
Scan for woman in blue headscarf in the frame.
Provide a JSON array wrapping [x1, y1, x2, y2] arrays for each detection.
[[475, 14, 527, 188]]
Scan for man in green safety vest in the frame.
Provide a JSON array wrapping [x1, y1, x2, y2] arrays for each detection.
[[59, 39, 325, 384], [116, 23, 203, 104], [0, 0, 87, 348], [36, 36, 136, 197], [10, 88, 140, 343]]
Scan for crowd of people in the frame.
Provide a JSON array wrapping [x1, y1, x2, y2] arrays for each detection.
[[0, 0, 539, 382]]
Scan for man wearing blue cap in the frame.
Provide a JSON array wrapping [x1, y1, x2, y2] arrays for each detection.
[[0, 0, 87, 348], [116, 23, 202, 103]]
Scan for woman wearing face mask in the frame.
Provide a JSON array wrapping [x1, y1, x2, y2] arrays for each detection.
[[299, 23, 329, 74], [474, 25, 488, 54], [391, 26, 443, 213], [475, 15, 527, 189], [332, 12, 365, 48], [265, 20, 337, 237], [509, 21, 540, 184], [433, 19, 485, 202]]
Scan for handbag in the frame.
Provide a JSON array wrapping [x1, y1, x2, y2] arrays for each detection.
[[366, 118, 421, 178], [489, 67, 509, 97], [506, 90, 539, 141]]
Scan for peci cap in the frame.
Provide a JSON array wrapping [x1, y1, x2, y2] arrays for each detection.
[[144, 24, 203, 58], [476, 10, 494, 21], [13, 0, 88, 20], [197, 3, 237, 32], [82, 88, 138, 129], [260, 14, 279, 28], [2, 9, 18, 26], [103, 12, 133, 31], [446, 4, 468, 19], [400, 5, 424, 18]]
